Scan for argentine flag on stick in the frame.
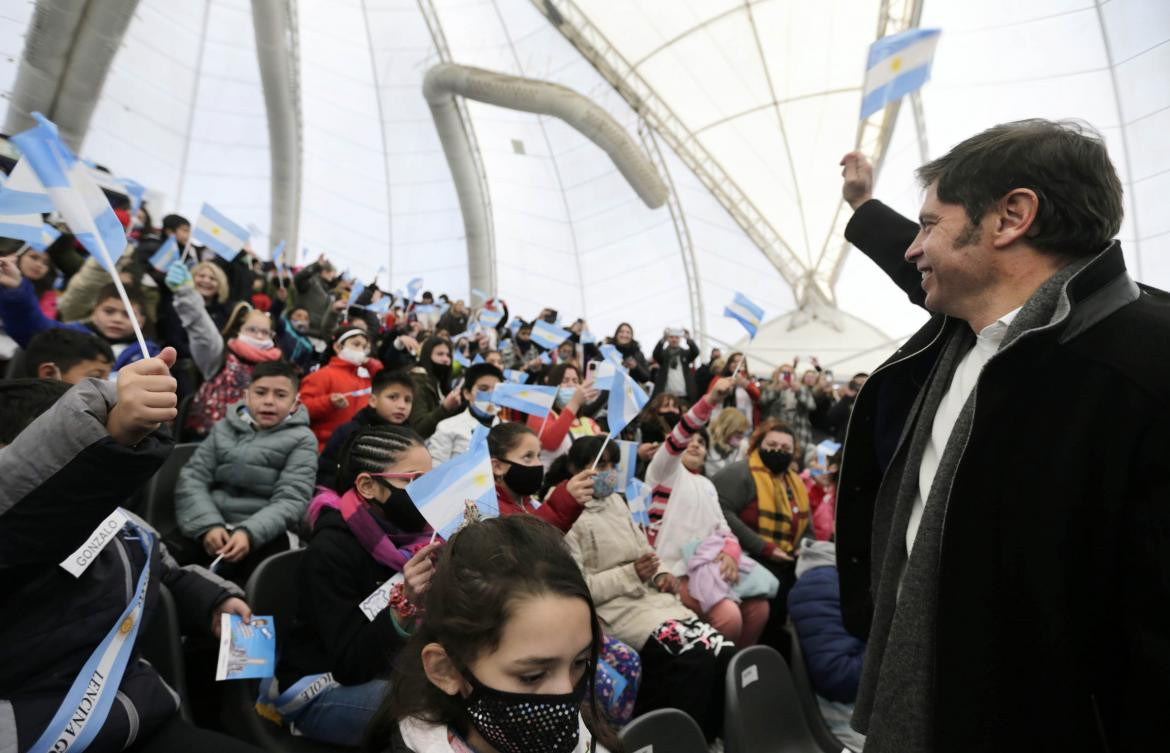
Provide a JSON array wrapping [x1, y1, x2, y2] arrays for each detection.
[[11, 113, 147, 354], [405, 443, 499, 541], [149, 236, 180, 272], [860, 28, 942, 120], [531, 319, 570, 351], [489, 383, 558, 418], [193, 202, 249, 262], [478, 307, 504, 329], [591, 369, 650, 469], [614, 439, 638, 494], [724, 292, 765, 340], [626, 478, 652, 528]]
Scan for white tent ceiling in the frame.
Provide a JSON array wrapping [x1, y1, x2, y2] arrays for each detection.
[[2, 0, 1167, 368]]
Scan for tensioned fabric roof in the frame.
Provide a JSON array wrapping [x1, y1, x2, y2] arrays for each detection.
[[1, 0, 1166, 368]]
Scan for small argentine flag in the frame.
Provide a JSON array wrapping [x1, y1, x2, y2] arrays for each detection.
[[453, 349, 471, 368], [193, 202, 249, 262], [724, 292, 765, 339], [860, 28, 942, 120], [531, 319, 570, 351], [478, 307, 504, 329], [407, 277, 424, 299], [149, 236, 180, 272], [30, 223, 61, 252], [405, 442, 499, 540], [607, 369, 650, 436], [489, 383, 558, 417], [626, 478, 652, 528], [503, 369, 527, 384], [614, 439, 638, 494], [117, 177, 146, 215]]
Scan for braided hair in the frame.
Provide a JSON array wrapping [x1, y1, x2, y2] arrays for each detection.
[[337, 425, 426, 493]]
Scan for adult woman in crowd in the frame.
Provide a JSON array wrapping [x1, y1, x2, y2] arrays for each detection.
[[606, 322, 652, 382], [760, 362, 817, 454], [708, 352, 762, 429], [712, 419, 810, 641], [647, 376, 771, 646], [705, 407, 749, 477], [271, 426, 438, 746]]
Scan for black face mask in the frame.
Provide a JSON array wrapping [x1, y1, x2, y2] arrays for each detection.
[[502, 461, 544, 498], [640, 425, 665, 445], [758, 448, 793, 475], [375, 480, 428, 532], [659, 411, 681, 428], [463, 670, 586, 753]]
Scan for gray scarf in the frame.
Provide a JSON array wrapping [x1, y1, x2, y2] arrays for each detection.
[[853, 259, 1087, 752]]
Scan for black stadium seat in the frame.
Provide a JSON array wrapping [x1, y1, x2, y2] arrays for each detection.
[[724, 645, 827, 753], [143, 441, 199, 535], [620, 707, 708, 753], [787, 628, 855, 753], [220, 549, 346, 752]]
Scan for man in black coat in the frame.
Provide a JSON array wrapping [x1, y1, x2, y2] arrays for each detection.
[[834, 119, 1169, 753]]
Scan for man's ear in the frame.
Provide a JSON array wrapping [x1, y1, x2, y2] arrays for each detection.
[[36, 362, 61, 380], [421, 643, 470, 697], [992, 188, 1040, 249]]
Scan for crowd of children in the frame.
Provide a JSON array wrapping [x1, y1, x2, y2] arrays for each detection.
[[0, 215, 862, 753]]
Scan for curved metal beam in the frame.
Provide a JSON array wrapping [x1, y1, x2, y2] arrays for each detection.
[[251, 0, 303, 265], [421, 62, 668, 295], [416, 0, 497, 296], [4, 0, 140, 151]]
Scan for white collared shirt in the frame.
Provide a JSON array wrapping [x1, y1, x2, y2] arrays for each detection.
[[905, 307, 1022, 559]]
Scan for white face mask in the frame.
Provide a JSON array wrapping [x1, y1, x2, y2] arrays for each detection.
[[338, 347, 368, 366], [238, 333, 274, 350]]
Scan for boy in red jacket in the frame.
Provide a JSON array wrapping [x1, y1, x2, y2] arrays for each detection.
[[299, 328, 383, 450]]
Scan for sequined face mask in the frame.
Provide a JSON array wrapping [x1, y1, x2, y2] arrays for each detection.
[[462, 670, 585, 753]]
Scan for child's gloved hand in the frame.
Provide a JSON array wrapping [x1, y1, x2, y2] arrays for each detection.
[[165, 261, 192, 291]]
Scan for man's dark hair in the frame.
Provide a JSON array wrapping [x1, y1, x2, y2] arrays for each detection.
[[94, 283, 150, 325], [916, 119, 1123, 258], [0, 379, 72, 445], [250, 359, 299, 389], [372, 369, 414, 395], [24, 329, 114, 377], [161, 214, 190, 234]]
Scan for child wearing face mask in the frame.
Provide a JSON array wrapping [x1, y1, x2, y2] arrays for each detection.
[[558, 436, 736, 742], [185, 305, 285, 437], [365, 515, 620, 753], [426, 363, 504, 464], [489, 424, 643, 728], [300, 327, 385, 451], [528, 363, 601, 468], [272, 298, 322, 374], [273, 426, 438, 746]]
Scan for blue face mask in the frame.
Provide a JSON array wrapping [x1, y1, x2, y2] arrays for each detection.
[[554, 386, 573, 410], [592, 468, 618, 498]]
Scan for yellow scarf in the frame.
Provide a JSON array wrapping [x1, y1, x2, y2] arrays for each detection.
[[748, 449, 810, 553]]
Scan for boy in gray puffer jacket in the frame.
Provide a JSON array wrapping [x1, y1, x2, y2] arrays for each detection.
[[173, 360, 316, 583]]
